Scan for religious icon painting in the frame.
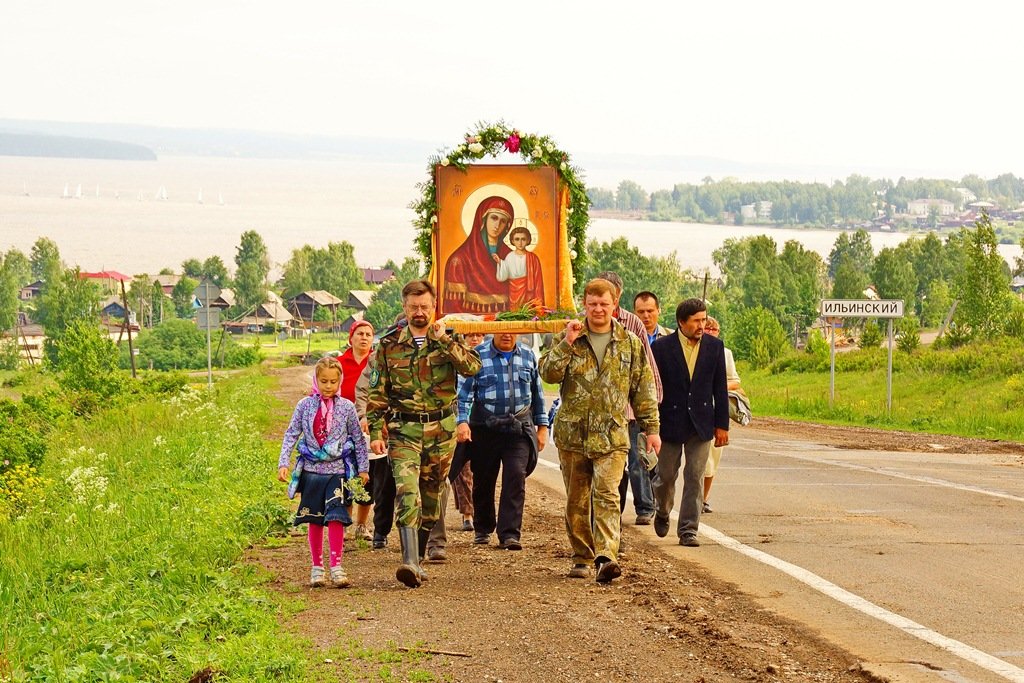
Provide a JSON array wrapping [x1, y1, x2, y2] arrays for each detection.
[[434, 164, 562, 316]]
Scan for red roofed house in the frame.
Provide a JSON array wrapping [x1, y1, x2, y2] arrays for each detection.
[[79, 270, 132, 295]]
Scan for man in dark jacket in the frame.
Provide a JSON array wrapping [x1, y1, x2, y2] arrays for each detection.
[[650, 298, 729, 547]]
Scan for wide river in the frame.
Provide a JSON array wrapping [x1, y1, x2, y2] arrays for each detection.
[[1, 156, 1019, 276]]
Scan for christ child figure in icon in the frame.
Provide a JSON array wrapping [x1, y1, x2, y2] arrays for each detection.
[[494, 220, 544, 309]]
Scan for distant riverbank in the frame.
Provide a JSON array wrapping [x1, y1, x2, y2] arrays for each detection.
[[1, 156, 1020, 276]]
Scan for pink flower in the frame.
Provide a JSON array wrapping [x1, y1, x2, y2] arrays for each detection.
[[466, 135, 478, 144], [504, 133, 521, 153]]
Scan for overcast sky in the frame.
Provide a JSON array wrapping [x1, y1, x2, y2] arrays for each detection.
[[3, 1, 1022, 180]]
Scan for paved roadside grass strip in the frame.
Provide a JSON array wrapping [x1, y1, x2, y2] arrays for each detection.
[[0, 371, 317, 682]]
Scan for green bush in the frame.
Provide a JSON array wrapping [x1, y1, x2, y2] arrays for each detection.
[[896, 317, 921, 353], [135, 320, 263, 370], [858, 320, 884, 349], [51, 319, 126, 398], [1005, 302, 1024, 340]]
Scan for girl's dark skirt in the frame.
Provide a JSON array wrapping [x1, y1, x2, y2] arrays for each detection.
[[293, 471, 352, 527]]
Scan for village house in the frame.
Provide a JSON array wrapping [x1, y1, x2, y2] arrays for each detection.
[[79, 270, 132, 294], [19, 280, 44, 301], [361, 267, 394, 286], [287, 290, 345, 324], [152, 274, 181, 297], [907, 198, 955, 216]]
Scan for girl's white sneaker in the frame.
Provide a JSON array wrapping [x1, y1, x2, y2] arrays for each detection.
[[310, 565, 326, 588], [330, 565, 350, 588]]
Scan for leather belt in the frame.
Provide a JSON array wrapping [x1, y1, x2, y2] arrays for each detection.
[[392, 405, 454, 424]]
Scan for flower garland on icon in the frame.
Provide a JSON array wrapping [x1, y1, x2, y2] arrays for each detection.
[[410, 121, 589, 275]]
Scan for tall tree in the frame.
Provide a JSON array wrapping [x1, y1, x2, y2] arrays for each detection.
[[181, 258, 203, 279], [310, 241, 364, 301], [29, 237, 62, 283], [201, 256, 230, 287], [954, 214, 1012, 335], [871, 247, 917, 305], [37, 268, 102, 364], [2, 249, 31, 288], [233, 231, 269, 311], [0, 252, 23, 331], [281, 245, 315, 299], [827, 229, 874, 279]]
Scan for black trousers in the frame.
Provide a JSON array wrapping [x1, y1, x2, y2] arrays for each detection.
[[370, 456, 396, 542], [468, 424, 530, 543]]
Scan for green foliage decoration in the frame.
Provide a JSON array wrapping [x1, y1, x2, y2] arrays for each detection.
[[411, 121, 590, 275]]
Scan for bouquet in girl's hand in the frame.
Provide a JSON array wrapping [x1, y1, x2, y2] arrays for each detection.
[[344, 476, 371, 504]]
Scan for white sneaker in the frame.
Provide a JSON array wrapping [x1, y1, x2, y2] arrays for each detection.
[[330, 565, 350, 588], [310, 565, 326, 588]]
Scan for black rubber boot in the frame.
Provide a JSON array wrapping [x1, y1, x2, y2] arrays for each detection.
[[396, 527, 421, 588], [416, 527, 431, 582]]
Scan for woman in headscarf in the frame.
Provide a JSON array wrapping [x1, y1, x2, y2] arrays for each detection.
[[443, 195, 514, 314], [338, 320, 376, 541]]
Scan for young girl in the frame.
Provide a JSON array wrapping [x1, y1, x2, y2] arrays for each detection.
[[338, 320, 375, 542], [278, 356, 369, 588]]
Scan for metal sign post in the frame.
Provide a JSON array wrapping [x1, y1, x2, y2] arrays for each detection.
[[819, 299, 904, 414], [193, 280, 222, 390], [887, 319, 894, 413], [829, 320, 837, 408]]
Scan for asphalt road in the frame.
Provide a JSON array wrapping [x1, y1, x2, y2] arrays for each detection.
[[534, 426, 1024, 683]]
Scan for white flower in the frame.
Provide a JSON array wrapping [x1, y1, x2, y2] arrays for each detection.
[[468, 142, 484, 154], [570, 249, 578, 259], [567, 207, 573, 214], [568, 236, 576, 247], [560, 162, 567, 171], [456, 144, 466, 153], [430, 215, 438, 224], [66, 466, 109, 504], [440, 158, 450, 167], [532, 147, 543, 158]]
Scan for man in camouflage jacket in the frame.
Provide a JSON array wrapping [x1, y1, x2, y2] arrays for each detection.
[[539, 278, 660, 583], [367, 280, 481, 587]]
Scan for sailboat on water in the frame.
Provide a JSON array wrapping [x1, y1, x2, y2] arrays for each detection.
[[74, 184, 83, 199], [197, 188, 203, 204], [62, 183, 70, 199], [218, 192, 224, 206], [156, 186, 168, 201]]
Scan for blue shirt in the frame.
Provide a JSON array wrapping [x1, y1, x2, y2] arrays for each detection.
[[457, 342, 548, 427]]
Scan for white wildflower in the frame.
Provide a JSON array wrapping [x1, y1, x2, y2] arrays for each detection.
[[66, 466, 109, 505]]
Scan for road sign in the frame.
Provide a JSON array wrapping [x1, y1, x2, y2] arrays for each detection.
[[192, 281, 221, 307], [196, 307, 220, 330], [820, 299, 904, 318]]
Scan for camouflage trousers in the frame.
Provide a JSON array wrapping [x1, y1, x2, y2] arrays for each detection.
[[386, 415, 457, 530], [558, 448, 627, 565]]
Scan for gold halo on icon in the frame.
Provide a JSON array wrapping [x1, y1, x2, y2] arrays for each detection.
[[460, 184, 540, 251]]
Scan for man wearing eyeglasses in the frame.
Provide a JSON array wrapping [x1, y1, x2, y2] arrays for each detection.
[[367, 279, 481, 587]]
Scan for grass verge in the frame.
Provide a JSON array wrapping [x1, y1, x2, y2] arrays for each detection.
[[741, 338, 1024, 440], [0, 371, 311, 682]]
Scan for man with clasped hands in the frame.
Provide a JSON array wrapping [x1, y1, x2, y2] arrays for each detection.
[[539, 278, 661, 583], [367, 279, 481, 588]]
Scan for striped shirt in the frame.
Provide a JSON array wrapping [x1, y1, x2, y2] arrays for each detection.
[[457, 342, 548, 427]]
